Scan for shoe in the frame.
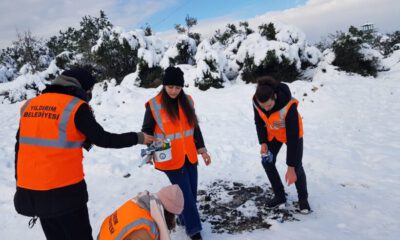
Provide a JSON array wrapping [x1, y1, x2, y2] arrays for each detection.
[[299, 199, 311, 214], [266, 196, 286, 208], [190, 232, 202, 240]]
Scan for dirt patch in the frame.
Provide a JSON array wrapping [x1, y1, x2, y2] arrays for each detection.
[[198, 180, 300, 234]]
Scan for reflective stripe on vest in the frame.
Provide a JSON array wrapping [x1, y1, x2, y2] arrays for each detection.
[[253, 98, 295, 130], [98, 200, 159, 240], [115, 218, 159, 240], [19, 97, 84, 148], [147, 94, 198, 170], [20, 99, 32, 115], [154, 129, 194, 140], [254, 98, 303, 143], [150, 97, 195, 140]]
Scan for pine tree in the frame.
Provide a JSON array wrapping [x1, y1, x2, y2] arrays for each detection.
[[332, 26, 379, 77], [259, 23, 277, 40], [239, 21, 254, 35]]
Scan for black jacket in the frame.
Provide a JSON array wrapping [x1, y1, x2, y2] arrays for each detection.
[[141, 102, 206, 152], [14, 85, 140, 218], [253, 83, 302, 167]]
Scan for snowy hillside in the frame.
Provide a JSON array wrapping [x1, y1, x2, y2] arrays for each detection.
[[1, 54, 400, 239]]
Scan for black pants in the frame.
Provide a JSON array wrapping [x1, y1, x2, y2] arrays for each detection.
[[262, 138, 308, 201], [40, 205, 93, 240]]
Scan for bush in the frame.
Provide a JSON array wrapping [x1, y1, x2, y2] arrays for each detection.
[[241, 50, 299, 83], [47, 10, 113, 69], [54, 51, 75, 70], [136, 59, 163, 88], [195, 59, 224, 91], [93, 32, 138, 83], [259, 23, 277, 41], [380, 31, 400, 56], [332, 26, 379, 77], [169, 37, 197, 65], [1, 31, 50, 74], [239, 22, 254, 36], [211, 24, 238, 45]]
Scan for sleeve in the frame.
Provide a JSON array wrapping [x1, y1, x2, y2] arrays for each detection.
[[141, 103, 156, 135], [15, 128, 19, 181], [253, 105, 268, 144], [285, 103, 300, 167], [194, 125, 207, 154], [74, 103, 141, 148]]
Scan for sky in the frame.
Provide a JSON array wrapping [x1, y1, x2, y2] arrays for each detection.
[[0, 0, 399, 49]]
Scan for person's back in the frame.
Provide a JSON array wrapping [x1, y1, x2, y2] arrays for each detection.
[[14, 67, 155, 240], [98, 185, 184, 240]]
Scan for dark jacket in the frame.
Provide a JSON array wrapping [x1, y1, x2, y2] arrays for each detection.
[[14, 85, 140, 218], [141, 102, 206, 153], [253, 83, 301, 167]]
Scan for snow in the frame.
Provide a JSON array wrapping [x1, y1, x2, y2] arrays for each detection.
[[0, 16, 399, 239], [1, 59, 400, 239]]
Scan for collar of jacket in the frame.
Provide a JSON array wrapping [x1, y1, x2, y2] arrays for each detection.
[[52, 75, 83, 89], [41, 84, 89, 101], [136, 193, 151, 211], [133, 191, 170, 240]]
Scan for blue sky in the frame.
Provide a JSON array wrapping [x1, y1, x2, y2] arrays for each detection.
[[135, 0, 307, 31], [0, 0, 399, 48]]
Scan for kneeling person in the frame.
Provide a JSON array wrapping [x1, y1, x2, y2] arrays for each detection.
[[98, 185, 184, 240]]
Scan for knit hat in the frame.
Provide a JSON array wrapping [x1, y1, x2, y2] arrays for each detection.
[[163, 67, 184, 87], [61, 68, 96, 91], [155, 184, 184, 214]]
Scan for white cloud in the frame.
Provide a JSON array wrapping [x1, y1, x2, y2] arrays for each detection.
[[252, 0, 400, 43], [160, 0, 400, 46], [0, 0, 176, 48], [1, 0, 398, 49]]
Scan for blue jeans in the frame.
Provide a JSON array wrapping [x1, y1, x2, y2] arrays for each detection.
[[164, 158, 202, 236]]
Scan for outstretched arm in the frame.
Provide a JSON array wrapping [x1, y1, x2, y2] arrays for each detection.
[[75, 103, 150, 148]]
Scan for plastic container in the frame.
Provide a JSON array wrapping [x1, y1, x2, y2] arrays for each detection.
[[153, 139, 172, 163]]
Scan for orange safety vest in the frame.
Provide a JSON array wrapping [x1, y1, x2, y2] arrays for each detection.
[[147, 94, 198, 170], [17, 93, 86, 190], [254, 98, 304, 143], [98, 200, 159, 240]]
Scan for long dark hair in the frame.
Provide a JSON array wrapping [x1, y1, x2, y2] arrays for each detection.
[[254, 76, 279, 103], [164, 209, 176, 231], [160, 87, 198, 127]]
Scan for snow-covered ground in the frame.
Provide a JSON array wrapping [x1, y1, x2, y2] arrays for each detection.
[[1, 62, 400, 239]]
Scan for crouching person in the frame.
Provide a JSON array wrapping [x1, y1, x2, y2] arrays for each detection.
[[98, 184, 184, 240]]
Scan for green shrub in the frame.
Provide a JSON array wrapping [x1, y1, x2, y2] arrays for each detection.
[[241, 50, 299, 83]]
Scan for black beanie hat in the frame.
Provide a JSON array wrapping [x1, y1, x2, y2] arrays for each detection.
[[163, 66, 184, 87], [62, 68, 96, 91]]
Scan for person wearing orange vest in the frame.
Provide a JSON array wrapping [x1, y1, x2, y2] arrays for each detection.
[[98, 184, 184, 240], [253, 76, 311, 213], [141, 66, 211, 240], [14, 67, 155, 240]]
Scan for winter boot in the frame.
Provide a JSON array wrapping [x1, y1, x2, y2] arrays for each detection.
[[190, 232, 202, 240], [266, 195, 286, 208], [298, 199, 311, 214]]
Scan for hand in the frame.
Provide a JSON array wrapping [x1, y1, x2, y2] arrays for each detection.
[[285, 167, 297, 186], [201, 152, 211, 166], [146, 157, 154, 165], [143, 133, 156, 145], [260, 143, 268, 154]]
